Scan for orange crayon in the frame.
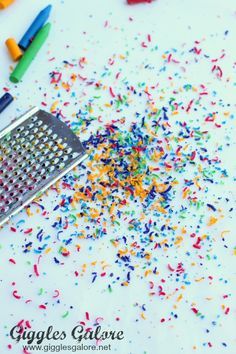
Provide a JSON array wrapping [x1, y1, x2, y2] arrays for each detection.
[[0, 0, 15, 9], [5, 38, 23, 61]]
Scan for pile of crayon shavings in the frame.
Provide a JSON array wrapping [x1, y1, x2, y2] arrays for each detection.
[[4, 35, 235, 338]]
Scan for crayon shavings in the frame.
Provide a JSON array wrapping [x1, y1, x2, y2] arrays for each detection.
[[1, 11, 236, 354]]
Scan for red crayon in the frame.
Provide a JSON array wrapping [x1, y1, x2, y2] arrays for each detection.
[[127, 0, 152, 4]]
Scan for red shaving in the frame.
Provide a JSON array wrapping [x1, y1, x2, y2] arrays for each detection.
[[167, 54, 172, 63], [193, 237, 202, 249], [168, 264, 175, 272], [78, 74, 87, 81], [127, 0, 152, 4], [190, 151, 196, 161], [79, 57, 86, 69], [50, 72, 62, 84], [17, 319, 24, 327], [23, 349, 31, 354], [149, 281, 154, 289], [108, 58, 115, 65], [24, 228, 33, 234], [53, 290, 60, 298], [212, 65, 223, 78], [109, 87, 116, 98], [186, 99, 194, 112], [225, 307, 230, 315], [13, 290, 21, 299], [191, 307, 198, 314], [25, 321, 31, 328], [39, 304, 47, 309], [116, 72, 121, 79], [9, 258, 16, 264], [33, 264, 39, 277]]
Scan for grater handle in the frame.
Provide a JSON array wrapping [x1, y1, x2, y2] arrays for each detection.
[[0, 106, 39, 139]]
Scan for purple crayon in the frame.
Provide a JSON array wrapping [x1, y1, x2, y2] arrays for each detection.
[[19, 4, 52, 50], [0, 93, 13, 114]]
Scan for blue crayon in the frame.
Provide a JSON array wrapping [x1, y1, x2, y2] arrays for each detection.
[[19, 5, 52, 50], [0, 93, 14, 114]]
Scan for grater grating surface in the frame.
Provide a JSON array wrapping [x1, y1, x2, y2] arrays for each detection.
[[0, 107, 87, 227]]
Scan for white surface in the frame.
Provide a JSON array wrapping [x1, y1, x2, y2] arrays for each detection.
[[0, 1, 236, 354]]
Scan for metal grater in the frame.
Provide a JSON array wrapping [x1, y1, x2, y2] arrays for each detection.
[[0, 107, 88, 227]]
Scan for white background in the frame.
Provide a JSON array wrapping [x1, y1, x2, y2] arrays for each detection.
[[0, 1, 236, 354]]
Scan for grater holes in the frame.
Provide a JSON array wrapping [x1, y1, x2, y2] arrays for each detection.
[[35, 120, 43, 127], [51, 133, 58, 140], [45, 129, 52, 136], [51, 146, 59, 152], [52, 157, 59, 165], [42, 161, 50, 168], [60, 155, 68, 162], [64, 147, 72, 154], [55, 150, 63, 157], [0, 207, 8, 213], [27, 123, 34, 129], [40, 124, 48, 131], [40, 137, 48, 143], [31, 115, 38, 122], [36, 132, 44, 139], [13, 133, 20, 139], [23, 167, 30, 173], [36, 156, 44, 163], [37, 144, 46, 150], [31, 127, 39, 134], [41, 149, 49, 156], [13, 145, 20, 151], [45, 141, 53, 148], [0, 111, 85, 222], [27, 134, 34, 141], [46, 166, 55, 173], [70, 152, 78, 159], [19, 137, 26, 144], [21, 130, 30, 137], [17, 126, 24, 132], [32, 139, 39, 146], [47, 153, 54, 160], [57, 162, 65, 169]]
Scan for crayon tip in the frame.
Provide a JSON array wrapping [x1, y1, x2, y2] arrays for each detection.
[[10, 74, 18, 84], [41, 4, 52, 15], [42, 22, 51, 33]]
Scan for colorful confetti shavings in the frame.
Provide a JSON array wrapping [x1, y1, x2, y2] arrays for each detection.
[[1, 15, 235, 353]]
